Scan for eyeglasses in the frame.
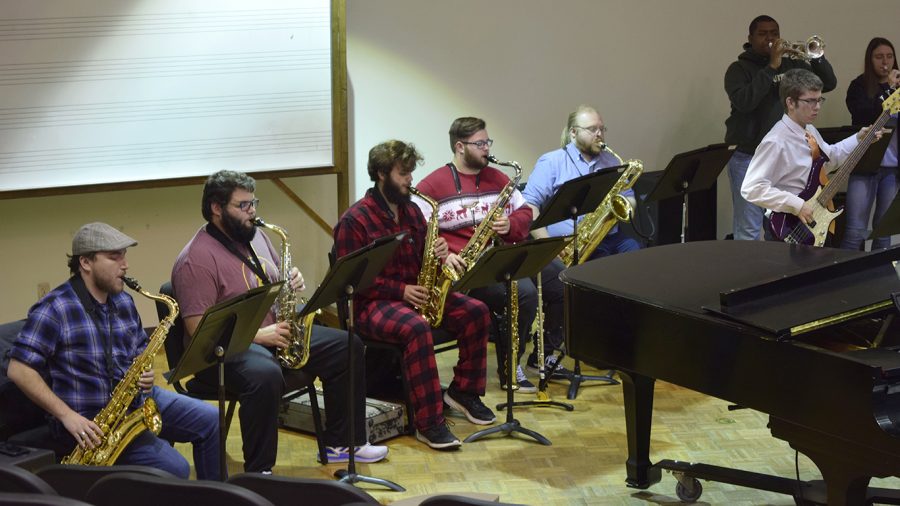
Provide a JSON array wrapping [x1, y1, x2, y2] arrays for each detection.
[[575, 125, 608, 135], [461, 139, 494, 149], [230, 199, 260, 211], [796, 97, 826, 106]]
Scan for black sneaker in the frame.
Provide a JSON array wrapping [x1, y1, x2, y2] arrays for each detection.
[[416, 423, 462, 450], [527, 354, 572, 381], [499, 365, 538, 393], [444, 384, 496, 425]]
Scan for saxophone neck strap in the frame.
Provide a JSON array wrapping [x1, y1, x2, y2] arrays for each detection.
[[206, 223, 271, 284], [70, 275, 116, 385], [448, 162, 480, 194]]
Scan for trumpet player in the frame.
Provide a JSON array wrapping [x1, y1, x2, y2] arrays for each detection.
[[172, 170, 388, 472], [524, 105, 639, 375], [334, 140, 493, 450], [8, 223, 220, 479], [724, 14, 836, 241]]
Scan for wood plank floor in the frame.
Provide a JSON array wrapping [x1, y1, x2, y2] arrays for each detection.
[[156, 345, 900, 505]]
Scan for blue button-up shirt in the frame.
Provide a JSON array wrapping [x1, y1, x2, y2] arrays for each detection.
[[523, 142, 634, 238], [10, 277, 147, 432]]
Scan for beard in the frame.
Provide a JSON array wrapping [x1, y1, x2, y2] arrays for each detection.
[[575, 136, 602, 158], [464, 148, 488, 171], [382, 176, 410, 205], [222, 210, 257, 243]]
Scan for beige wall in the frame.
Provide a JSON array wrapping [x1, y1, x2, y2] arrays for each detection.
[[3, 1, 898, 324], [0, 175, 338, 324]]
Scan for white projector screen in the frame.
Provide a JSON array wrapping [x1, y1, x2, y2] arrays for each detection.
[[0, 0, 333, 193]]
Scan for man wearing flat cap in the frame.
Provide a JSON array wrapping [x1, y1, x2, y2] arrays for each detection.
[[7, 222, 221, 480]]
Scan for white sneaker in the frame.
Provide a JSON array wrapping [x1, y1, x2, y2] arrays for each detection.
[[320, 442, 389, 463]]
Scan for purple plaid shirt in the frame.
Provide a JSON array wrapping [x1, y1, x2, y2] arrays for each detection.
[[10, 277, 147, 431], [333, 187, 427, 304]]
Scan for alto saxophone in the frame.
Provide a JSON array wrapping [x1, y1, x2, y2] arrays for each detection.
[[253, 218, 318, 369], [62, 277, 175, 466], [409, 187, 449, 327], [557, 144, 643, 266], [441, 155, 523, 280]]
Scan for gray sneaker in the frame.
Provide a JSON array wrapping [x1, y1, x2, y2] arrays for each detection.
[[499, 365, 538, 393]]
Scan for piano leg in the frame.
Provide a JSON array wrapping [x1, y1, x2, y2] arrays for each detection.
[[621, 371, 662, 489]]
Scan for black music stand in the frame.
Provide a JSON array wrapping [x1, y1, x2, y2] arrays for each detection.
[[532, 166, 624, 399], [647, 143, 734, 243], [454, 237, 569, 445], [819, 126, 892, 176], [167, 281, 284, 481], [322, 232, 406, 492]]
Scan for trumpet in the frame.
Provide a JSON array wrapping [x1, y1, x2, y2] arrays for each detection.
[[770, 35, 825, 61]]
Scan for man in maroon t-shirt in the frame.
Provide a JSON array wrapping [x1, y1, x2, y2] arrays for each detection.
[[171, 170, 388, 472]]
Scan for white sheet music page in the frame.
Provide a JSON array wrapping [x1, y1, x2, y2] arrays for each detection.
[[0, 0, 332, 192]]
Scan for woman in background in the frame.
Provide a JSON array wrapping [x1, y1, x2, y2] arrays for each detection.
[[842, 37, 900, 250]]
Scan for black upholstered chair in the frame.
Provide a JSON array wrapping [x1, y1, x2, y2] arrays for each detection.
[[0, 320, 66, 460], [0, 464, 56, 494], [0, 493, 92, 506], [155, 282, 327, 462], [35, 464, 176, 502], [86, 472, 274, 506], [226, 472, 380, 505], [420, 495, 528, 506]]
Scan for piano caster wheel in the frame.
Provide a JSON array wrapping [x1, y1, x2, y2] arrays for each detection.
[[675, 476, 702, 503]]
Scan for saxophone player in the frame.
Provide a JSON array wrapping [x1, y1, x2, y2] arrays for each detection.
[[415, 117, 554, 393], [523, 105, 641, 374], [7, 222, 220, 479], [172, 171, 388, 473], [334, 140, 494, 450]]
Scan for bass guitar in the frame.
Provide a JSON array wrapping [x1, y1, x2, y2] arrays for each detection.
[[769, 88, 900, 246]]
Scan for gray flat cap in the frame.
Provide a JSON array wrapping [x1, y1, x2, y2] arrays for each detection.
[[72, 222, 138, 255]]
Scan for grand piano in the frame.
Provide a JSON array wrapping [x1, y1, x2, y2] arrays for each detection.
[[562, 240, 900, 505]]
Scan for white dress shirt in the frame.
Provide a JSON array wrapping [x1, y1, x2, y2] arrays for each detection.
[[742, 114, 858, 214]]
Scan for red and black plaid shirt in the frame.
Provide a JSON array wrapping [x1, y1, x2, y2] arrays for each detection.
[[333, 187, 427, 304]]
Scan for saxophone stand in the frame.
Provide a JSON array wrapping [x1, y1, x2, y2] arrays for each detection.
[[456, 238, 570, 445], [498, 271, 573, 413], [310, 232, 406, 491], [647, 143, 732, 243], [167, 282, 285, 481], [531, 167, 624, 399]]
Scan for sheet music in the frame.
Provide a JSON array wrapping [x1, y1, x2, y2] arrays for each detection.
[[0, 0, 332, 192]]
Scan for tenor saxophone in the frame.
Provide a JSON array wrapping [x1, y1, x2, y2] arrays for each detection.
[[62, 277, 175, 466], [253, 218, 318, 369], [557, 144, 643, 266], [409, 187, 449, 327], [441, 155, 522, 279]]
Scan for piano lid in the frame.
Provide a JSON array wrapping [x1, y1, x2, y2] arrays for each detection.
[[561, 241, 900, 338]]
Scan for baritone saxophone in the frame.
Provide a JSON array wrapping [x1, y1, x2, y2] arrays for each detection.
[[557, 144, 643, 266], [253, 218, 318, 369], [62, 277, 175, 466]]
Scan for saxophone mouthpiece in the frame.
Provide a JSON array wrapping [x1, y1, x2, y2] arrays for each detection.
[[122, 276, 140, 291], [487, 155, 499, 164], [252, 217, 265, 227], [600, 143, 608, 151]]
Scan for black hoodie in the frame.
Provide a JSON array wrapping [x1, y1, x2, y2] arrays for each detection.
[[724, 42, 836, 154]]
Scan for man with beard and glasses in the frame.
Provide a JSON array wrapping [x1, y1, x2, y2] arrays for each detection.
[[8, 222, 220, 479], [415, 117, 560, 394], [171, 170, 388, 473], [334, 140, 493, 450], [523, 105, 640, 375]]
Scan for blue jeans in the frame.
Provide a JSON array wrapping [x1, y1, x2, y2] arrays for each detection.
[[840, 168, 899, 251], [116, 386, 220, 480], [727, 151, 765, 241], [589, 229, 642, 259]]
